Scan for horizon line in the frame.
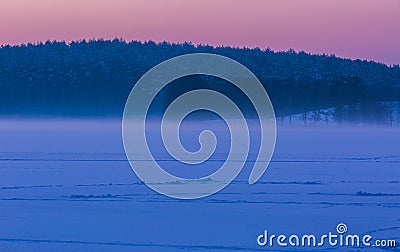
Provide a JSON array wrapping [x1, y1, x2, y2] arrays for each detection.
[[1, 38, 397, 68]]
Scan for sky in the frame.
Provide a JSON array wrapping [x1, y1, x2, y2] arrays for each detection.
[[0, 0, 399, 65]]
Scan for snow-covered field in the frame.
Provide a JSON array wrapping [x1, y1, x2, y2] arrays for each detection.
[[0, 120, 399, 251]]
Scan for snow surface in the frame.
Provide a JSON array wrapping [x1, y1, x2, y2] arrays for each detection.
[[0, 119, 399, 251]]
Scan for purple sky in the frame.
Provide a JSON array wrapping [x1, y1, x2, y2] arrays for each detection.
[[0, 0, 399, 65]]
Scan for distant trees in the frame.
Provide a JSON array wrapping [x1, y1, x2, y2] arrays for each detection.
[[0, 39, 399, 122]]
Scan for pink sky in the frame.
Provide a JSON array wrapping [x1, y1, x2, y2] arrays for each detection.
[[0, 0, 399, 65]]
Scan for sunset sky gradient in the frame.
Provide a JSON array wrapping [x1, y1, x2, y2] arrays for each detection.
[[0, 0, 399, 65]]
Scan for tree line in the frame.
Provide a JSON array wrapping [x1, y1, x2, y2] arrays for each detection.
[[0, 39, 399, 122]]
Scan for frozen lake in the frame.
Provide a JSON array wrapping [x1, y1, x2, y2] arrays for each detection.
[[0, 120, 399, 251]]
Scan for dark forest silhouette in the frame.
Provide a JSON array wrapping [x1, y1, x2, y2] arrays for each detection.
[[0, 39, 399, 124]]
